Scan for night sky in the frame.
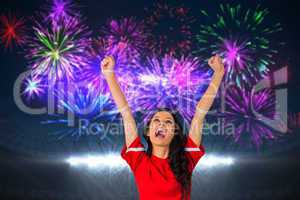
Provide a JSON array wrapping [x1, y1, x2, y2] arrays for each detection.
[[0, 0, 300, 199]]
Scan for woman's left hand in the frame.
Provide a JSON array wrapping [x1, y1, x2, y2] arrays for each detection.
[[208, 54, 225, 75]]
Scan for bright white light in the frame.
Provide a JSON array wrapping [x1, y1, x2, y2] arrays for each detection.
[[198, 155, 235, 168], [66, 154, 126, 169], [139, 74, 160, 84], [139, 74, 168, 86], [65, 154, 235, 170]]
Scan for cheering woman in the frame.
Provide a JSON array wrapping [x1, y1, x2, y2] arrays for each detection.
[[101, 54, 224, 200]]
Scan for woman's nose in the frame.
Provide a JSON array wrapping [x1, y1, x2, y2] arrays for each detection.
[[158, 121, 166, 127]]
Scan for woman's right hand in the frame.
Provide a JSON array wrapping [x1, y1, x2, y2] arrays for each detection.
[[100, 56, 138, 147], [101, 56, 115, 78]]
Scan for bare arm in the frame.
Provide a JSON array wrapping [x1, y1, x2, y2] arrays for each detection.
[[189, 55, 225, 146], [101, 56, 138, 147]]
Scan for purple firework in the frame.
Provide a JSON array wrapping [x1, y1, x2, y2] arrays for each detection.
[[46, 0, 79, 29], [220, 39, 254, 83], [26, 15, 91, 85], [127, 55, 211, 122], [84, 18, 147, 94], [83, 41, 136, 98], [100, 17, 151, 58], [224, 85, 277, 147]]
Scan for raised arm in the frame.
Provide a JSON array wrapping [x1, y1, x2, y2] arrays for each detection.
[[189, 54, 225, 146], [101, 56, 138, 147]]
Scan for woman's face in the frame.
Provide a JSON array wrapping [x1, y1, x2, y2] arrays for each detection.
[[147, 111, 176, 147]]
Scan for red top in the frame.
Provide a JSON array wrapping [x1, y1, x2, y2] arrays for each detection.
[[121, 135, 205, 200]]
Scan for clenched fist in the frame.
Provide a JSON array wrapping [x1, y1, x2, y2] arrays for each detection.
[[101, 56, 115, 77], [208, 54, 225, 75]]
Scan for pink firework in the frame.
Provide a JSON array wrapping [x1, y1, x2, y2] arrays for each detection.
[[85, 18, 149, 93], [100, 17, 151, 58], [224, 84, 279, 148], [126, 55, 210, 121], [46, 0, 79, 29]]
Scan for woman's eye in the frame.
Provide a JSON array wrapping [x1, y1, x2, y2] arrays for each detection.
[[153, 119, 160, 123], [166, 120, 173, 124]]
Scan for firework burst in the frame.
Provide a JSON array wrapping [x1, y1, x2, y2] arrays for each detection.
[[44, 0, 80, 29], [49, 0, 77, 20], [22, 75, 45, 100], [196, 4, 283, 86], [0, 14, 26, 49], [224, 84, 279, 148], [26, 15, 91, 84], [145, 2, 195, 56], [127, 55, 211, 122], [82, 46, 137, 101], [42, 81, 118, 145], [84, 18, 147, 93], [81, 17, 149, 119], [100, 17, 150, 58]]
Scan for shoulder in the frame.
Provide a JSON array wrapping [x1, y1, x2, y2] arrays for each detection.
[[121, 135, 147, 172], [184, 135, 205, 172], [184, 135, 205, 153]]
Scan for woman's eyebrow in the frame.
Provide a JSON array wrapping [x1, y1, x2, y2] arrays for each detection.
[[153, 116, 173, 120]]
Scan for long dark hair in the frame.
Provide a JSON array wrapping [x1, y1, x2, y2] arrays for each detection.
[[143, 108, 191, 198]]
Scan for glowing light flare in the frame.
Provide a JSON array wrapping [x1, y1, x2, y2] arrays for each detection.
[[23, 76, 45, 99], [66, 154, 235, 169], [199, 155, 235, 167]]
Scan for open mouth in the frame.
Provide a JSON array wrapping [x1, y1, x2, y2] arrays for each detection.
[[155, 128, 166, 139]]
